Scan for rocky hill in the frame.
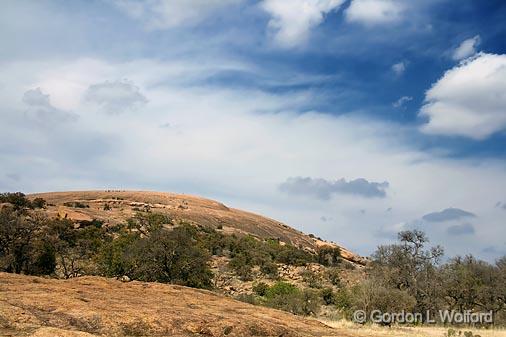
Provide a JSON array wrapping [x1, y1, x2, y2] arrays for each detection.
[[0, 272, 350, 337], [28, 191, 365, 266]]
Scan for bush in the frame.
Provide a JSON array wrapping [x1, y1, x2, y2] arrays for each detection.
[[31, 198, 47, 209], [0, 192, 32, 210], [276, 245, 315, 266], [253, 282, 269, 296], [263, 282, 321, 316], [349, 280, 416, 318], [320, 287, 336, 305], [317, 246, 342, 266], [229, 254, 253, 281], [326, 267, 341, 287], [301, 269, 322, 288], [265, 281, 298, 298], [260, 261, 278, 279], [334, 288, 352, 312]]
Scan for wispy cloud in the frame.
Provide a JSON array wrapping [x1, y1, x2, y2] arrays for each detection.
[[110, 0, 243, 29], [392, 61, 406, 76], [447, 223, 475, 236], [392, 96, 413, 108], [452, 35, 481, 61]]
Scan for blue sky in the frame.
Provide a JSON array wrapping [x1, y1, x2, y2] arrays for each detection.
[[1, 0, 505, 261]]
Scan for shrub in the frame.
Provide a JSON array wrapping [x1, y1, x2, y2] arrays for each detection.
[[264, 282, 321, 316], [320, 287, 336, 305], [63, 202, 89, 208], [31, 197, 47, 209], [334, 288, 352, 312], [265, 281, 298, 298], [260, 261, 278, 279], [0, 192, 32, 210], [252, 282, 269, 296], [349, 280, 416, 317], [276, 245, 315, 266], [229, 254, 253, 281], [301, 269, 322, 288], [326, 267, 341, 287], [317, 246, 341, 266]]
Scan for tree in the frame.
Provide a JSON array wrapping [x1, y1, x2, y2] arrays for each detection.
[[371, 230, 444, 314], [0, 208, 55, 275], [0, 208, 37, 273], [317, 246, 341, 266], [100, 224, 213, 289], [45, 218, 107, 278], [0, 192, 32, 211]]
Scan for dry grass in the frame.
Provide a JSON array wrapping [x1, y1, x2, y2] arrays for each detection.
[[320, 319, 506, 337]]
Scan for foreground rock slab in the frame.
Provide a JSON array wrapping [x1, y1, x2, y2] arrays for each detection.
[[0, 273, 348, 337]]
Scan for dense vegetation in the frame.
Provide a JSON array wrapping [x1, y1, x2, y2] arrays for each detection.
[[0, 192, 504, 325], [0, 193, 337, 287], [338, 230, 506, 324]]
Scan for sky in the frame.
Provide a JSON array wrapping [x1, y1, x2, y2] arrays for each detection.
[[1, 0, 505, 262]]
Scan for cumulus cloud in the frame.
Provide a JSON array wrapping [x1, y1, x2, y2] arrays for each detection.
[[392, 61, 406, 76], [22, 88, 78, 122], [261, 0, 346, 48], [420, 53, 506, 139], [110, 0, 242, 29], [345, 0, 405, 25], [452, 35, 481, 61], [84, 80, 147, 114], [447, 223, 475, 236], [279, 176, 389, 199], [393, 96, 413, 108], [422, 208, 476, 222]]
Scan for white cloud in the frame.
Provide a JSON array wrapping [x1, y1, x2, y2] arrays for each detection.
[[3, 57, 506, 261], [279, 177, 389, 199], [110, 0, 242, 29], [84, 80, 147, 114], [420, 53, 506, 139], [393, 96, 413, 108], [452, 35, 481, 61], [260, 0, 346, 48], [345, 0, 405, 25], [392, 61, 406, 76]]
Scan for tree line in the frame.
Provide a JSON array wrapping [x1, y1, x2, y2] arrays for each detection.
[[338, 230, 506, 325]]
